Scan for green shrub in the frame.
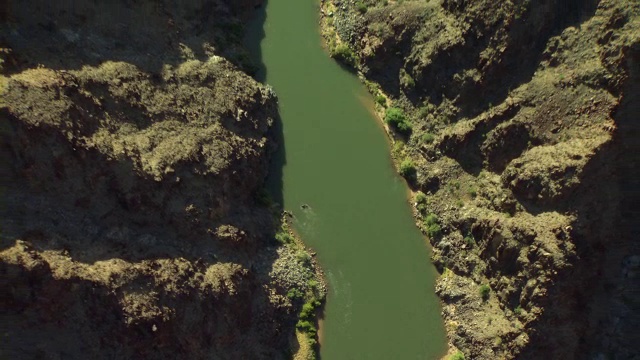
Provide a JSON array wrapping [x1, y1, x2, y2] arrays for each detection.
[[396, 120, 412, 134], [299, 302, 315, 319], [464, 234, 475, 247], [427, 224, 441, 238], [275, 231, 294, 244], [424, 213, 438, 226], [287, 288, 304, 300], [296, 250, 312, 266], [424, 213, 441, 238], [385, 107, 412, 135], [364, 79, 378, 94], [399, 158, 416, 178], [296, 298, 321, 337], [375, 94, 387, 107], [419, 104, 435, 118], [514, 305, 523, 316], [332, 44, 357, 66], [416, 203, 428, 214], [479, 284, 491, 301], [307, 337, 318, 347], [449, 350, 465, 360], [296, 320, 317, 335], [415, 191, 428, 213], [400, 69, 416, 88], [385, 107, 406, 124], [308, 279, 319, 292], [392, 140, 405, 157], [356, 1, 368, 13], [422, 132, 436, 144]]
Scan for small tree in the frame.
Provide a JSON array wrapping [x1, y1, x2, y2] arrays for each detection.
[[356, 1, 368, 13], [385, 107, 412, 135], [399, 158, 416, 178], [464, 234, 475, 247], [479, 284, 491, 301], [422, 132, 436, 144], [424, 213, 441, 238], [332, 44, 357, 66]]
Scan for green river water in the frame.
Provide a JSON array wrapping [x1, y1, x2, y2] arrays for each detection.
[[245, 1, 447, 358]]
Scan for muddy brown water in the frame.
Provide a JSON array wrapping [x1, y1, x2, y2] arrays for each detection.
[[246, 0, 447, 358]]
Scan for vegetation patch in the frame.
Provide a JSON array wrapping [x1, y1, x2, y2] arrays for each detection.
[[276, 230, 295, 245], [331, 44, 357, 67], [356, 1, 368, 14], [479, 284, 491, 301], [415, 191, 428, 213], [274, 217, 326, 360], [421, 132, 436, 144], [514, 305, 523, 316], [424, 213, 442, 239], [399, 158, 417, 179], [464, 233, 475, 248], [384, 107, 412, 135]]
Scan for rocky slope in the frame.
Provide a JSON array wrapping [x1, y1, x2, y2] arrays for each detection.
[[1, 1, 323, 359], [321, 0, 639, 358]]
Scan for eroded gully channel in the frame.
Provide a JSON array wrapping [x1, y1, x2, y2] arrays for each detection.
[[245, 0, 447, 358]]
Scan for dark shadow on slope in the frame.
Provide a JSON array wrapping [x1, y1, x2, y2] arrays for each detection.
[[243, 0, 268, 83], [243, 0, 286, 210], [263, 112, 286, 209], [518, 39, 640, 360], [437, 103, 524, 176], [574, 39, 640, 359], [0, 0, 256, 75]]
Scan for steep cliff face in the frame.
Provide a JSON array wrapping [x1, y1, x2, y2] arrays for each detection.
[[1, 1, 321, 359], [322, 0, 639, 358]]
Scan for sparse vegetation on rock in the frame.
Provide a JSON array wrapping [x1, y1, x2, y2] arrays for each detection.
[[384, 107, 412, 135]]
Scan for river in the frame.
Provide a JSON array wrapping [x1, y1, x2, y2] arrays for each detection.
[[245, 0, 447, 358]]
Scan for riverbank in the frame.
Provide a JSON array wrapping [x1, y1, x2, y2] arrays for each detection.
[[278, 212, 328, 360], [246, 0, 448, 357], [318, 0, 639, 359]]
